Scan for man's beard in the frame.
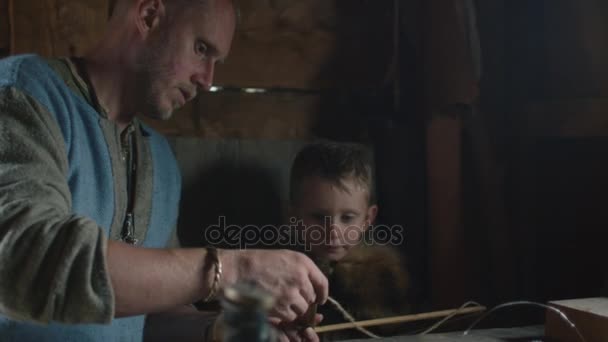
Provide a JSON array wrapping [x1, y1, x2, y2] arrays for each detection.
[[137, 79, 174, 120], [133, 30, 176, 120]]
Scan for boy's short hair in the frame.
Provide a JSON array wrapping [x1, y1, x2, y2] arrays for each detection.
[[290, 141, 375, 204]]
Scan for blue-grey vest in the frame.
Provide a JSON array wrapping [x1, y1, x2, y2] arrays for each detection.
[[0, 55, 181, 342]]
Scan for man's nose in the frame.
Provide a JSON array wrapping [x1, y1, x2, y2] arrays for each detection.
[[192, 60, 215, 91]]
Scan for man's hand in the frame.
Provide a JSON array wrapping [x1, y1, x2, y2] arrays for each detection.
[[276, 326, 318, 342], [273, 313, 323, 342], [220, 249, 328, 323]]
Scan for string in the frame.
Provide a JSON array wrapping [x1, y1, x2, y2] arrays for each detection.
[[321, 298, 588, 342], [419, 301, 484, 335], [463, 300, 588, 342], [326, 296, 382, 339]]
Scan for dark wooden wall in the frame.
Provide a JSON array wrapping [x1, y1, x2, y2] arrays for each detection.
[[470, 0, 608, 308], [0, 0, 10, 56]]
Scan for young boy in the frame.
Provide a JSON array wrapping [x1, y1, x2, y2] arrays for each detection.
[[288, 141, 410, 339]]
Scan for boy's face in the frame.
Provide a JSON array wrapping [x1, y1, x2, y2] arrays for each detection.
[[291, 176, 378, 261]]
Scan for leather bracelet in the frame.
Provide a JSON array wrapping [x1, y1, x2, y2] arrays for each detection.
[[203, 247, 222, 302]]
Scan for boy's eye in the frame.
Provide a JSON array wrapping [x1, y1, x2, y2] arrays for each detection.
[[341, 215, 355, 223], [195, 40, 208, 58]]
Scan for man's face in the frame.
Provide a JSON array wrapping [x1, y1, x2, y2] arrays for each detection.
[[292, 176, 377, 261], [135, 0, 235, 120]]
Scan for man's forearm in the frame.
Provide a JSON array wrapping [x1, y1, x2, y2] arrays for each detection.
[[107, 241, 214, 317]]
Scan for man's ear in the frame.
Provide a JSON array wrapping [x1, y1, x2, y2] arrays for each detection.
[[364, 205, 378, 231], [136, 0, 166, 37]]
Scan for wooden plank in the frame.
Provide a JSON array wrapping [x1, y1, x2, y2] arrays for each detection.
[[520, 98, 608, 137], [141, 92, 320, 139], [216, 0, 395, 89], [10, 0, 54, 55], [426, 116, 467, 309], [0, 0, 9, 53], [424, 0, 478, 309], [11, 0, 108, 56]]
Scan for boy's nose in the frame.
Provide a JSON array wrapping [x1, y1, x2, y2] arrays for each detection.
[[327, 224, 342, 243]]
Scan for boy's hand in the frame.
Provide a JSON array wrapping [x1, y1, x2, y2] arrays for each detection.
[[220, 249, 328, 323]]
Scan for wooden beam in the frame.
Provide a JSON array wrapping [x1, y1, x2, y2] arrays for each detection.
[[141, 92, 320, 139], [426, 116, 467, 309], [423, 0, 478, 308]]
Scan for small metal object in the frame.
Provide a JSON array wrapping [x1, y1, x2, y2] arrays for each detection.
[[120, 124, 138, 245], [121, 213, 138, 245]]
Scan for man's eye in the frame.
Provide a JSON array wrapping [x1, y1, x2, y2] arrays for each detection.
[[195, 41, 208, 57]]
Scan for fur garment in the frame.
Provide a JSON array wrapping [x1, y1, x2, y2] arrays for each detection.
[[315, 244, 410, 340]]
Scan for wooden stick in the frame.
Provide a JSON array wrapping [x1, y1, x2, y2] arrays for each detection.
[[314, 305, 486, 334]]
